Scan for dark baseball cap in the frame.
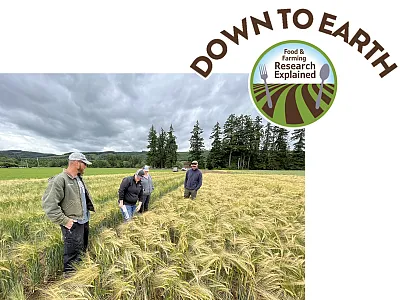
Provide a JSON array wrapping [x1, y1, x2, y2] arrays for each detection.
[[136, 169, 145, 178]]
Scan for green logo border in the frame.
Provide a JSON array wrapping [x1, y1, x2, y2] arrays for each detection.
[[249, 40, 338, 128]]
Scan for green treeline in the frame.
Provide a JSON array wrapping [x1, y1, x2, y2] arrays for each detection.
[[0, 114, 304, 170], [187, 114, 305, 170]]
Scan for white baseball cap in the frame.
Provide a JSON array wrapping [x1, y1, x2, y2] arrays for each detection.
[[68, 152, 92, 165]]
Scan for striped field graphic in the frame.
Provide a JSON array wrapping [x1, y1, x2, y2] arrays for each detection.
[[251, 83, 336, 126]]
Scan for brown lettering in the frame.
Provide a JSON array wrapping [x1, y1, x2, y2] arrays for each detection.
[[221, 18, 249, 45], [349, 28, 371, 53], [371, 52, 398, 78], [277, 9, 291, 29], [364, 40, 384, 59], [250, 11, 273, 34], [293, 9, 313, 29], [332, 21, 350, 43], [206, 39, 228, 60], [190, 56, 213, 78], [319, 12, 337, 35]]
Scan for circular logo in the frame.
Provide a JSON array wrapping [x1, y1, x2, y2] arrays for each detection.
[[249, 40, 337, 127]]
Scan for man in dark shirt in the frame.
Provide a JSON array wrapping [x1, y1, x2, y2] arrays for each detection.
[[184, 160, 203, 200], [118, 169, 145, 221]]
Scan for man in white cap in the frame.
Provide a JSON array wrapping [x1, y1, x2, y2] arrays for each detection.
[[183, 160, 203, 200], [42, 152, 95, 277], [138, 165, 154, 213]]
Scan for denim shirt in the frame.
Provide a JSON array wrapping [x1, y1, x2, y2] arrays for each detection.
[[76, 176, 90, 224]]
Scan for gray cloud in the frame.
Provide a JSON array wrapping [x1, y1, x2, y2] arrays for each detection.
[[0, 73, 283, 154]]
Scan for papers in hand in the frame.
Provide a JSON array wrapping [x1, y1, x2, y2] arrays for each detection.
[[121, 205, 129, 220]]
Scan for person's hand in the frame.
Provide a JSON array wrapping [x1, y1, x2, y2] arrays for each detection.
[[65, 219, 76, 230], [118, 201, 124, 208], [135, 202, 142, 212]]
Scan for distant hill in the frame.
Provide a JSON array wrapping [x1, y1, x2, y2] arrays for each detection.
[[0, 150, 201, 161], [0, 150, 56, 159]]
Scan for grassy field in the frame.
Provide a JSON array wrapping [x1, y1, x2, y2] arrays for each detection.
[[0, 167, 176, 180], [0, 169, 305, 299], [43, 173, 305, 300], [0, 170, 186, 299], [0, 167, 304, 180], [225, 170, 305, 176]]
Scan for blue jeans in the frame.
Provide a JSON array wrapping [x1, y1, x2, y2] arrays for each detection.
[[120, 204, 136, 221]]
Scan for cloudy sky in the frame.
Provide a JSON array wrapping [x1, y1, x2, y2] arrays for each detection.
[[0, 73, 280, 154]]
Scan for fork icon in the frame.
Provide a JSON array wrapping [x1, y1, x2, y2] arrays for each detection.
[[259, 64, 273, 108]]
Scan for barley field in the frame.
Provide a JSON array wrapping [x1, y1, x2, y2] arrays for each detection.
[[0, 170, 185, 299], [0, 168, 174, 180], [0, 170, 304, 299], [40, 172, 305, 300]]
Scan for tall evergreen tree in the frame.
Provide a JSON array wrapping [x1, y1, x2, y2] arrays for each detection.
[[290, 129, 305, 170], [222, 114, 237, 169], [157, 128, 167, 168], [207, 122, 223, 169], [165, 124, 178, 168], [250, 116, 264, 169], [233, 115, 252, 169], [261, 122, 273, 169], [271, 127, 290, 169], [146, 125, 158, 167], [188, 120, 205, 168], [243, 115, 255, 169], [267, 125, 280, 169]]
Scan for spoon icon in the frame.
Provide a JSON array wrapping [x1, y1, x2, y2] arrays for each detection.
[[315, 63, 330, 109]]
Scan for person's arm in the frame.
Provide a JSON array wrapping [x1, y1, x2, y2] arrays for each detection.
[[135, 185, 144, 212], [139, 184, 144, 202], [184, 171, 188, 187], [42, 177, 70, 226], [150, 175, 155, 192], [196, 172, 203, 191], [118, 178, 128, 206]]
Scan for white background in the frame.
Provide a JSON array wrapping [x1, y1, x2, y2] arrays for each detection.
[[1, 0, 399, 299]]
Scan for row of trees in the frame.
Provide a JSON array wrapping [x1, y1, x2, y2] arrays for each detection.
[[186, 114, 305, 170], [0, 156, 19, 168], [0, 153, 147, 169], [87, 154, 146, 168], [1, 116, 304, 170], [146, 125, 178, 168]]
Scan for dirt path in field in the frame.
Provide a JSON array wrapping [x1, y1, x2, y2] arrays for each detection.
[[311, 84, 332, 105], [285, 84, 303, 124], [301, 84, 324, 118], [261, 85, 289, 118], [254, 84, 285, 102]]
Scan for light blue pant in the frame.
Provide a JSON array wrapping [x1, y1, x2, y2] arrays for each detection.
[[120, 204, 136, 222]]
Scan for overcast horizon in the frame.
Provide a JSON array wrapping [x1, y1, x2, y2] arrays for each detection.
[[0, 73, 293, 154]]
